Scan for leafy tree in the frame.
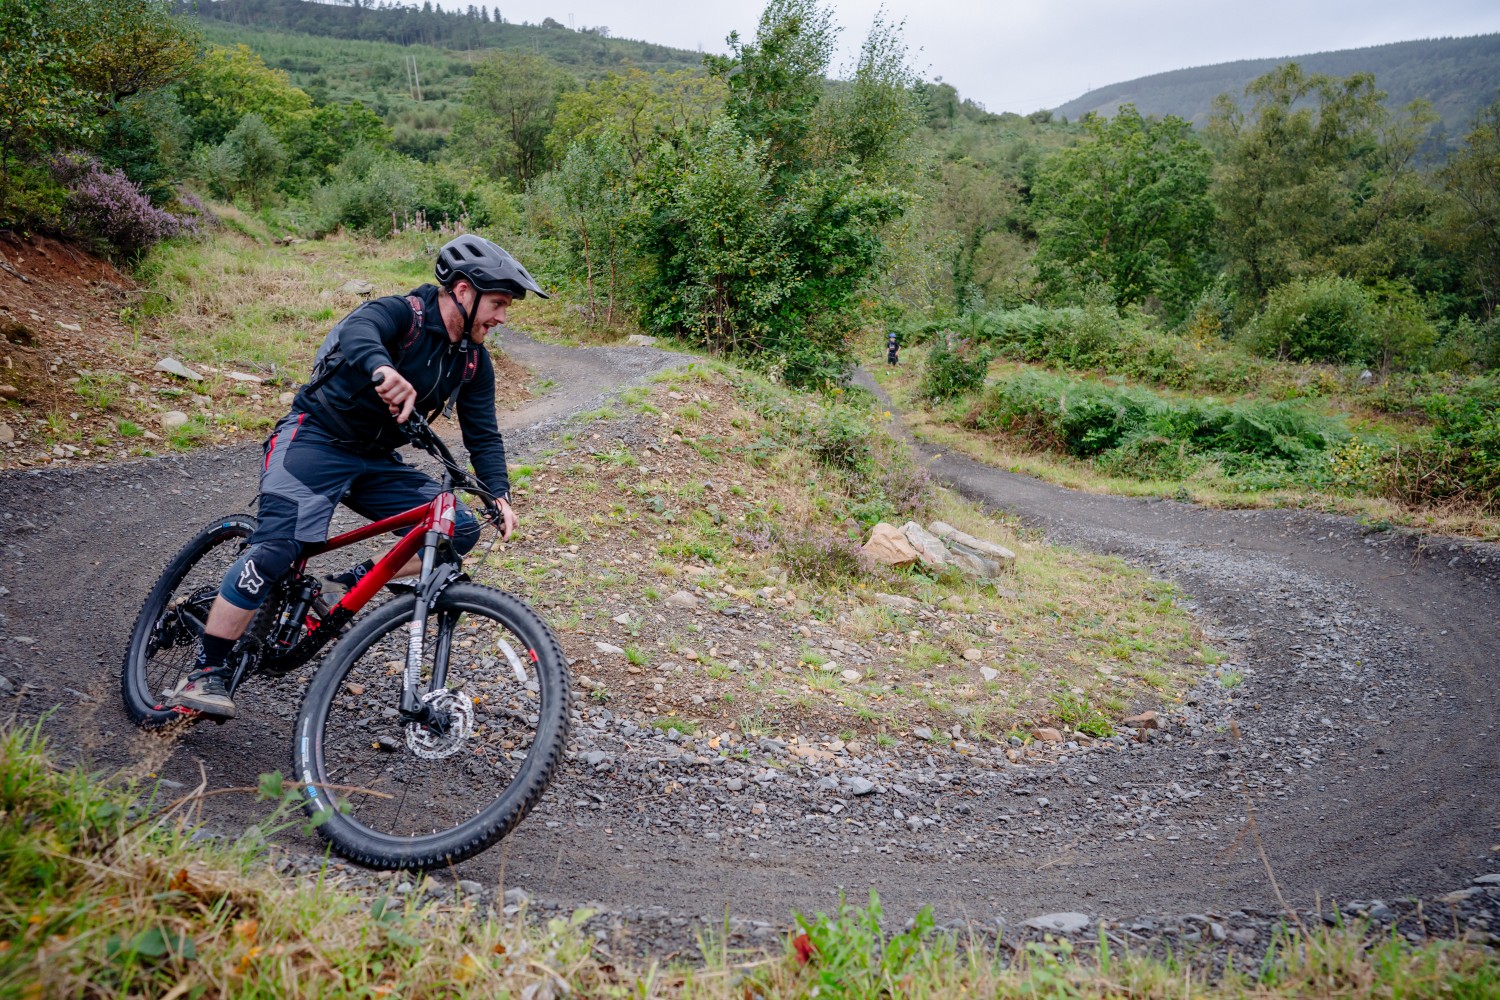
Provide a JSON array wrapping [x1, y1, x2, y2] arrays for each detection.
[[628, 0, 915, 386], [927, 158, 1034, 311], [1208, 63, 1437, 309], [0, 0, 92, 188], [282, 100, 393, 179], [549, 68, 726, 167], [816, 10, 920, 176], [205, 112, 285, 208], [1440, 100, 1500, 319], [53, 0, 198, 103], [1030, 105, 1214, 317], [639, 120, 791, 353], [450, 50, 574, 186], [533, 137, 634, 324], [176, 44, 314, 148], [707, 0, 836, 170]]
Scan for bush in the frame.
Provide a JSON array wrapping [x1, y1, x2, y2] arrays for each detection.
[[965, 369, 1339, 483], [49, 153, 191, 258], [924, 304, 1269, 394], [1243, 276, 1376, 364], [919, 330, 988, 400], [812, 404, 873, 474], [310, 149, 494, 236], [775, 526, 868, 585]]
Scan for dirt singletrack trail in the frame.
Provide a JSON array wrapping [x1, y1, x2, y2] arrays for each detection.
[[0, 340, 1497, 945]]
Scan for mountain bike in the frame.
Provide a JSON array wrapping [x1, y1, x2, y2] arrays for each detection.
[[120, 408, 570, 871]]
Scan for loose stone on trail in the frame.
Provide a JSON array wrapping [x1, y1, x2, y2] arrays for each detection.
[[1024, 912, 1090, 933], [154, 357, 203, 381]]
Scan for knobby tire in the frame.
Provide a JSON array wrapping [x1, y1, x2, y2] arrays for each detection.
[[291, 582, 570, 870]]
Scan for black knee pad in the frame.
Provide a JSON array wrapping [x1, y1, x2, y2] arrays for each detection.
[[452, 507, 481, 556], [219, 538, 302, 610]]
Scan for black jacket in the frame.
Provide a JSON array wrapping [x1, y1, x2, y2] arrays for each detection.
[[292, 283, 510, 498]]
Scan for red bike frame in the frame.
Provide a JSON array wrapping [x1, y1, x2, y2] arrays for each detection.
[[301, 491, 458, 617]]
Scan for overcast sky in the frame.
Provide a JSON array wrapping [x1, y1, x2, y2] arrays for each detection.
[[471, 0, 1500, 113]]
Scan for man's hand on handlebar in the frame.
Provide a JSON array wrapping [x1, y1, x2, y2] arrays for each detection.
[[490, 496, 517, 541], [371, 365, 416, 423]]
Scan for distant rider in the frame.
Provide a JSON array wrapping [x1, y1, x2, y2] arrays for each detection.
[[167, 235, 548, 718]]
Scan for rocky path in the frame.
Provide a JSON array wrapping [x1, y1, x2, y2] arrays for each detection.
[[1, 341, 1497, 959]]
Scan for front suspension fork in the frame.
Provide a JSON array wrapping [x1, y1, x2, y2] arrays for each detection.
[[398, 531, 460, 729]]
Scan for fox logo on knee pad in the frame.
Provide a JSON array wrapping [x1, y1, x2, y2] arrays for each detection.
[[238, 560, 265, 597]]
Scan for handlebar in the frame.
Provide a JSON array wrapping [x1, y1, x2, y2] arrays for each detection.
[[372, 371, 494, 516]]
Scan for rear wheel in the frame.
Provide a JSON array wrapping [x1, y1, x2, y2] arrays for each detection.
[[121, 516, 256, 729], [292, 582, 570, 870]]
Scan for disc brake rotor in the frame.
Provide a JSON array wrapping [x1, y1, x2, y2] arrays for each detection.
[[405, 687, 475, 760]]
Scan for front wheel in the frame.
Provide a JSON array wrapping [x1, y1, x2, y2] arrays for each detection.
[[292, 582, 571, 870]]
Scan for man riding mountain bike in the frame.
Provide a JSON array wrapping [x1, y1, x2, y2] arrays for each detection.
[[167, 235, 549, 719]]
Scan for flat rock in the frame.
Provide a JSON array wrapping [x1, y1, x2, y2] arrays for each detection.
[[594, 642, 625, 656], [1123, 710, 1161, 729], [840, 669, 861, 682], [0, 422, 13, 444], [1024, 912, 1090, 933], [1473, 874, 1500, 886], [980, 666, 999, 682], [225, 371, 263, 383], [928, 521, 1015, 576], [0, 385, 18, 400], [900, 521, 948, 567], [279, 391, 296, 406], [862, 522, 920, 568], [1032, 727, 1064, 743], [154, 357, 203, 381], [846, 776, 876, 796], [160, 410, 189, 431], [929, 521, 1016, 562], [872, 592, 920, 611], [339, 279, 376, 296], [665, 590, 700, 610], [962, 648, 983, 662], [625, 334, 657, 346]]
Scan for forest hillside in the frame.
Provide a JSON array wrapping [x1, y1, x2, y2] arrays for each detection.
[[1056, 33, 1500, 140]]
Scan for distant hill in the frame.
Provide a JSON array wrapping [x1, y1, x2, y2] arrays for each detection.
[[1055, 34, 1500, 139], [174, 0, 709, 75]]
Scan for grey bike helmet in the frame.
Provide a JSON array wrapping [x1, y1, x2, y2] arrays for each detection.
[[435, 235, 548, 341], [435, 235, 549, 300]]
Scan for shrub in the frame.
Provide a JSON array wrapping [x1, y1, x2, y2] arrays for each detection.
[[812, 404, 873, 475], [919, 330, 988, 401], [776, 526, 868, 585], [965, 369, 1339, 483], [1243, 276, 1376, 364], [49, 153, 190, 258]]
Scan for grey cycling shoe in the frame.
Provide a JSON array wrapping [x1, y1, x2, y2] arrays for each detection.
[[166, 669, 236, 719]]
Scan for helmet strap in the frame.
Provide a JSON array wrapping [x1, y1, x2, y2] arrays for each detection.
[[448, 282, 478, 341]]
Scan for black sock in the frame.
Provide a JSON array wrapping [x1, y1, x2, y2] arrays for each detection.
[[198, 633, 236, 673], [329, 558, 374, 590]]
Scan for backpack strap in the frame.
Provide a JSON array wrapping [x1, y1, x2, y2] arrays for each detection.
[[398, 294, 425, 359]]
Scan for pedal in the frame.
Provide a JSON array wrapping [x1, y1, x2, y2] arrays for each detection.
[[386, 581, 419, 596]]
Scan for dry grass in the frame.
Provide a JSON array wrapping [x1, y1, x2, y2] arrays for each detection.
[[466, 364, 1212, 749], [5, 721, 1494, 998]]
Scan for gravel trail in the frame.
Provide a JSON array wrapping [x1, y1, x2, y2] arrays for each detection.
[[1, 341, 1496, 958]]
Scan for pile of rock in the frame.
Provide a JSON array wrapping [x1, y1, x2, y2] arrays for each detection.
[[860, 520, 1015, 578]]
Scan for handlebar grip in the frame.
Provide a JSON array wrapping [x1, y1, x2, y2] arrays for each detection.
[[372, 371, 386, 385]]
